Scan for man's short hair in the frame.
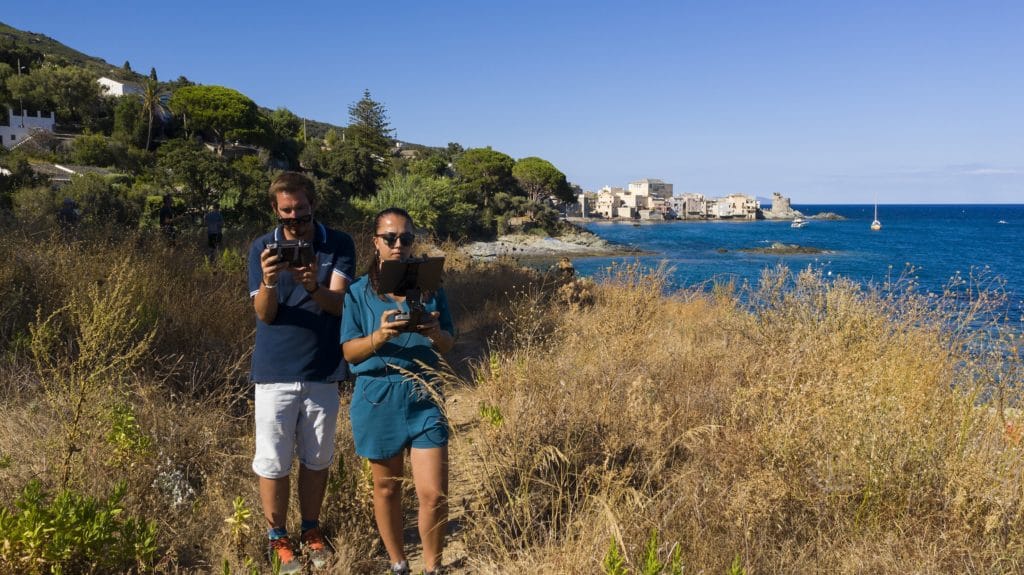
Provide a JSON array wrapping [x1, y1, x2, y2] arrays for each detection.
[[269, 172, 317, 208]]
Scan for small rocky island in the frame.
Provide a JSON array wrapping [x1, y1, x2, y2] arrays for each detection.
[[739, 242, 829, 255]]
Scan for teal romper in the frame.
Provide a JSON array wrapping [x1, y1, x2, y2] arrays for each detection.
[[341, 276, 455, 460]]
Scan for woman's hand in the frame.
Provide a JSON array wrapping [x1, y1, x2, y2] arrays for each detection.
[[416, 311, 443, 341], [373, 309, 408, 347]]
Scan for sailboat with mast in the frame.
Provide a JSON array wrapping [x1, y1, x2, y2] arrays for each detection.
[[870, 194, 882, 231]]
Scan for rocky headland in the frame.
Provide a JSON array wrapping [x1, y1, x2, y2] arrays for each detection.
[[460, 229, 641, 260]]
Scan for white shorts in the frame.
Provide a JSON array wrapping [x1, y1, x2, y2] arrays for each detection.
[[252, 382, 340, 479]]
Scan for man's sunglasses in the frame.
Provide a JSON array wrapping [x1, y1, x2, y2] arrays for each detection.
[[278, 214, 312, 226], [376, 232, 416, 247]]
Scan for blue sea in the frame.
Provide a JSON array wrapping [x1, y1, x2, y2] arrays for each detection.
[[573, 204, 1024, 321]]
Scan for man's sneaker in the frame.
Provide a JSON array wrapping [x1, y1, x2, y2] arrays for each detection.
[[268, 537, 301, 574], [301, 526, 332, 569], [389, 560, 411, 575]]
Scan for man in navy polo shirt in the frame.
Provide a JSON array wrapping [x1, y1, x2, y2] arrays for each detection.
[[247, 171, 355, 572]]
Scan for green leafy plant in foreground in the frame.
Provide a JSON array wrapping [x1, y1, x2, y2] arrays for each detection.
[[0, 480, 157, 574], [603, 536, 627, 575], [640, 529, 664, 575], [478, 401, 505, 427], [726, 554, 746, 575], [105, 401, 153, 464], [603, 530, 685, 575]]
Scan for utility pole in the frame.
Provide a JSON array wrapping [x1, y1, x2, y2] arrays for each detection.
[[17, 58, 25, 127]]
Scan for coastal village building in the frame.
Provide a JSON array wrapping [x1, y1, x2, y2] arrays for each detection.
[[578, 178, 766, 221], [594, 186, 626, 218], [712, 193, 760, 220], [1, 107, 56, 149], [668, 193, 709, 219], [628, 178, 673, 200]]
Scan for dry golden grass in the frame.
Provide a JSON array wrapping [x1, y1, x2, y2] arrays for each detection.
[[458, 262, 1024, 574], [0, 226, 1021, 574]]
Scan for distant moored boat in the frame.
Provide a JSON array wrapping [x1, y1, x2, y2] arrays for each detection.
[[870, 196, 882, 231]]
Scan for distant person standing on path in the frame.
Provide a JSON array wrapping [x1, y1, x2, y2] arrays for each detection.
[[247, 172, 356, 573], [158, 194, 176, 243], [57, 198, 80, 237], [341, 207, 455, 575], [205, 202, 224, 255]]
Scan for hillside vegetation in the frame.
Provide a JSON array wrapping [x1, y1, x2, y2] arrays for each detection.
[[1, 21, 579, 244]]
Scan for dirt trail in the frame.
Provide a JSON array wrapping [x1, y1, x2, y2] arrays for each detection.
[[398, 389, 478, 575]]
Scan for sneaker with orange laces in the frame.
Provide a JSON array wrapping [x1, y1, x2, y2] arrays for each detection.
[[268, 536, 301, 574], [301, 526, 332, 569]]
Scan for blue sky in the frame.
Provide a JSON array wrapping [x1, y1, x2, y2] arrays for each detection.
[[6, 1, 1023, 204]]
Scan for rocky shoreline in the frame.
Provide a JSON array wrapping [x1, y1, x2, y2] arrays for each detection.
[[459, 230, 641, 260]]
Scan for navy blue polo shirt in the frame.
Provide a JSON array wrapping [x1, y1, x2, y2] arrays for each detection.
[[248, 223, 356, 383]]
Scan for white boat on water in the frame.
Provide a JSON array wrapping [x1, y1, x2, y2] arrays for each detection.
[[870, 196, 882, 231], [791, 217, 808, 228]]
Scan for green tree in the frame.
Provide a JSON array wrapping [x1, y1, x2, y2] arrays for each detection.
[[112, 97, 146, 148], [0, 155, 38, 210], [407, 153, 449, 179], [265, 107, 303, 168], [352, 174, 475, 239], [443, 142, 464, 162], [62, 173, 141, 226], [155, 139, 229, 209], [7, 65, 105, 128], [512, 156, 572, 204], [337, 89, 394, 197], [139, 77, 169, 150], [0, 62, 13, 109], [167, 85, 259, 149], [221, 154, 272, 227], [70, 133, 114, 167], [452, 147, 517, 207]]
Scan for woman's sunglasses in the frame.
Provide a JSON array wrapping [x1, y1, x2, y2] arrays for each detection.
[[376, 232, 416, 247], [278, 214, 312, 226]]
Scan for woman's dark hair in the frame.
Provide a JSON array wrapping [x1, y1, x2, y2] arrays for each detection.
[[367, 207, 414, 295]]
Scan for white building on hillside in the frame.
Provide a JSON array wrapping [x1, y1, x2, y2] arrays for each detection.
[[98, 76, 142, 97], [1, 107, 56, 149]]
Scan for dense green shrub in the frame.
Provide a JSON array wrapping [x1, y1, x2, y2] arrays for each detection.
[[0, 480, 157, 574]]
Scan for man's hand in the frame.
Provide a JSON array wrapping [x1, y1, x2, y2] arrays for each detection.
[[260, 247, 287, 287], [291, 258, 320, 292]]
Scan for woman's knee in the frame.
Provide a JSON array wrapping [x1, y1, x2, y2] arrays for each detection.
[[418, 488, 447, 512], [373, 477, 402, 500]]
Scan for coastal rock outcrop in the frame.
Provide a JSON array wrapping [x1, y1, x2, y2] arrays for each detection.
[[740, 242, 828, 255], [460, 230, 639, 260]]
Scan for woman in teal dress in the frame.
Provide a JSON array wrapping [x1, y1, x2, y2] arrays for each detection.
[[341, 207, 455, 575]]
